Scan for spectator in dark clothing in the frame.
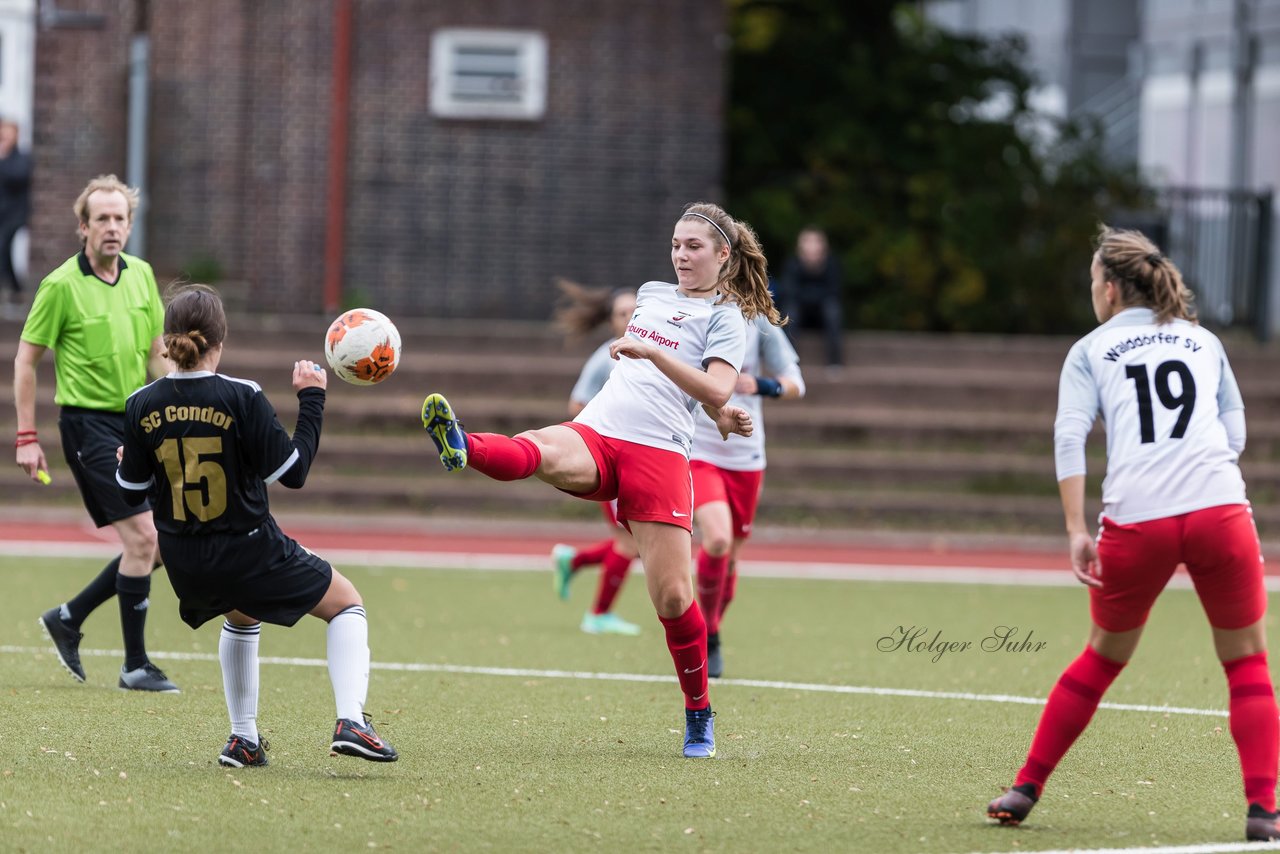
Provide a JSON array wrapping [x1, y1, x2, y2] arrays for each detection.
[[777, 226, 844, 368], [0, 118, 33, 310]]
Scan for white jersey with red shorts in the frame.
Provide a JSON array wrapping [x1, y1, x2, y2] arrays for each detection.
[[688, 315, 800, 538], [1054, 307, 1259, 632], [569, 282, 747, 529], [690, 314, 800, 472], [575, 282, 747, 457]]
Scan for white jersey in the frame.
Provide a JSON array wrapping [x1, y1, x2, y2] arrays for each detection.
[[1055, 307, 1246, 525], [691, 314, 799, 471], [575, 281, 747, 456], [569, 341, 616, 405]]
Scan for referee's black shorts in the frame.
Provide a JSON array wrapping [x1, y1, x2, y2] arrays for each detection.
[[58, 405, 152, 528], [158, 517, 333, 629]]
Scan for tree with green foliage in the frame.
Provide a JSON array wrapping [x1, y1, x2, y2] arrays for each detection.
[[727, 0, 1149, 334]]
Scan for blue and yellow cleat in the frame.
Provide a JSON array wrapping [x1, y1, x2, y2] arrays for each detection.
[[421, 393, 469, 472], [551, 544, 575, 600], [683, 706, 716, 758]]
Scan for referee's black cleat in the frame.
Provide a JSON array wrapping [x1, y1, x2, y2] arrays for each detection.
[[119, 662, 180, 693], [218, 735, 269, 768], [331, 714, 398, 762], [987, 783, 1038, 826], [421, 393, 469, 472], [707, 631, 724, 679], [1246, 803, 1280, 841], [38, 607, 86, 683]]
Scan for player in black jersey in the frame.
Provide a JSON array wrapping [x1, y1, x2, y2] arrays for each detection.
[[115, 284, 396, 766]]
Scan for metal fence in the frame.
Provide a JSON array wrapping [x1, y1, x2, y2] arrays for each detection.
[[1119, 187, 1274, 341]]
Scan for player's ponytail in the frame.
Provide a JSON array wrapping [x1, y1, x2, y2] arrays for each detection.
[[553, 278, 634, 337], [1095, 225, 1196, 326], [679, 203, 785, 326], [163, 283, 227, 370]]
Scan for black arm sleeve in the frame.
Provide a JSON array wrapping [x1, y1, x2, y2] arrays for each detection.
[[118, 400, 151, 506], [277, 387, 325, 489]]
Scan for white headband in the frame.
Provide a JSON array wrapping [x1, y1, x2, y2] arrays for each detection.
[[683, 212, 733, 249]]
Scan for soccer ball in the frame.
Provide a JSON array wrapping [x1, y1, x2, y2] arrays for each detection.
[[324, 309, 402, 385]]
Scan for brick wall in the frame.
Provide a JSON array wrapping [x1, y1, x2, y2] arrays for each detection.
[[29, 0, 136, 275], [31, 0, 726, 318]]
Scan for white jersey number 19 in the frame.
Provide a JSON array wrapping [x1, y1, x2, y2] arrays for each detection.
[[1124, 360, 1196, 444]]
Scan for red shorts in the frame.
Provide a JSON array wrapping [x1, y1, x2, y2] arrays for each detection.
[[691, 460, 764, 540], [1092, 503, 1265, 632], [561, 422, 692, 532]]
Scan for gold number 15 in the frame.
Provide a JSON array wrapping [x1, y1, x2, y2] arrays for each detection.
[[155, 437, 228, 521]]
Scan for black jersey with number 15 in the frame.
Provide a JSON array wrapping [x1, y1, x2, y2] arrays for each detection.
[[116, 372, 325, 536]]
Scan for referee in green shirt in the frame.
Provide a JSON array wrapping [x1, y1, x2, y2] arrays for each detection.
[[15, 174, 178, 692]]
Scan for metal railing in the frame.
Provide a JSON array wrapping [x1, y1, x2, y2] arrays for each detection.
[[1071, 75, 1141, 166], [1116, 187, 1274, 340]]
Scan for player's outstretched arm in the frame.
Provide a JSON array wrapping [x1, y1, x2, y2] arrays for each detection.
[[276, 360, 327, 489]]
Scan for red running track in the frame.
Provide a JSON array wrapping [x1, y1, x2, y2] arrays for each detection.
[[0, 516, 1085, 572]]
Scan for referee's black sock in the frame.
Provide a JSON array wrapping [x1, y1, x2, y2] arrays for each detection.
[[64, 555, 122, 629], [116, 573, 151, 671]]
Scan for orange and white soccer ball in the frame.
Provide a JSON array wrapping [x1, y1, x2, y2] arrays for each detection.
[[324, 308, 402, 386]]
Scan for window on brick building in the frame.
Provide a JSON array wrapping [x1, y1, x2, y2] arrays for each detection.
[[430, 29, 547, 120]]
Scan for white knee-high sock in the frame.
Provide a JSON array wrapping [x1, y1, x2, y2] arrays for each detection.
[[219, 621, 261, 742], [327, 605, 369, 721]]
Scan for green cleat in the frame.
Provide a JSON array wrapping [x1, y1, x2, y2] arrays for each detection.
[[551, 544, 575, 600], [580, 611, 641, 636]]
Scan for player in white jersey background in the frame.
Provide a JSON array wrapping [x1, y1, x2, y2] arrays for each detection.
[[548, 280, 643, 637], [420, 203, 783, 759], [691, 313, 805, 678], [987, 227, 1279, 842]]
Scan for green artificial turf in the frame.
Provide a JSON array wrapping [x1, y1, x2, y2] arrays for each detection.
[[0, 555, 1271, 852]]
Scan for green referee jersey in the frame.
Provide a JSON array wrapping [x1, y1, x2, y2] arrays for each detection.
[[20, 251, 164, 412]]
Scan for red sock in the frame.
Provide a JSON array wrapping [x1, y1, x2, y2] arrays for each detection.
[[696, 550, 729, 635], [572, 539, 613, 572], [659, 602, 709, 710], [1014, 646, 1125, 797], [591, 547, 631, 614], [466, 434, 541, 481], [719, 564, 738, 623], [1224, 651, 1279, 812]]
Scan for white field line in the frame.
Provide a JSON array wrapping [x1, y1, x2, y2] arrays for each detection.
[[974, 842, 1280, 854], [0, 644, 1229, 718], [4, 538, 1280, 590]]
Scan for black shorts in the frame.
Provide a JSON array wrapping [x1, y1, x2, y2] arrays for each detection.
[[59, 405, 152, 528], [158, 517, 333, 629]]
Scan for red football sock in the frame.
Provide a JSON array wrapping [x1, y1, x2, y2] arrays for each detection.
[[1224, 651, 1279, 812], [591, 547, 632, 615], [572, 539, 613, 572], [719, 565, 738, 622], [695, 550, 729, 635], [1014, 645, 1125, 797], [465, 434, 541, 481], [659, 602, 709, 710]]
